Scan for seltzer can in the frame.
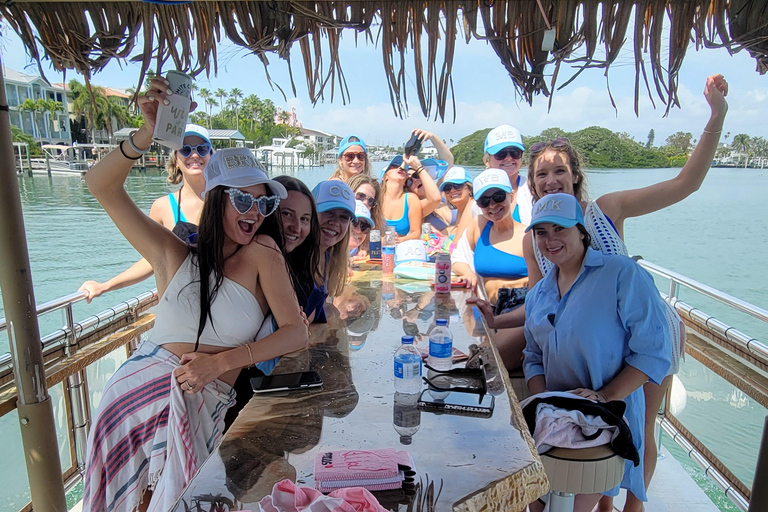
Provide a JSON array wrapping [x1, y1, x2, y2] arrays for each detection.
[[434, 253, 451, 294], [153, 70, 193, 150], [421, 223, 431, 241]]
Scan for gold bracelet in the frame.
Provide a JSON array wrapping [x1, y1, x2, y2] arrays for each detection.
[[245, 344, 254, 366], [703, 129, 722, 135]]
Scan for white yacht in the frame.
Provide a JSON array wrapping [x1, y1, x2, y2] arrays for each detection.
[[254, 138, 313, 168]]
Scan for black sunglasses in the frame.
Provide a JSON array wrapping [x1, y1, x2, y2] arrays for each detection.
[[355, 192, 377, 208], [442, 182, 466, 193], [178, 143, 212, 158], [476, 190, 508, 208], [492, 147, 523, 160], [422, 358, 488, 401], [351, 219, 372, 234], [227, 188, 280, 217], [530, 137, 571, 155]]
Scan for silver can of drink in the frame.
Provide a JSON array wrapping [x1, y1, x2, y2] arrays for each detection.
[[153, 70, 192, 150], [434, 252, 451, 294], [421, 222, 431, 241]]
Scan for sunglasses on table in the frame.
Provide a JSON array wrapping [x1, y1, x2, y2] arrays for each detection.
[[178, 143, 212, 158], [355, 192, 377, 208], [423, 357, 488, 401], [351, 219, 372, 233], [491, 147, 523, 160], [342, 152, 367, 162], [442, 182, 466, 193], [476, 190, 508, 208], [226, 188, 280, 217], [530, 137, 571, 155]]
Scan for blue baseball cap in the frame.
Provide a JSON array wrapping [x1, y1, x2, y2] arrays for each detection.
[[312, 180, 357, 219], [439, 166, 471, 192], [420, 158, 449, 180], [184, 124, 211, 146], [354, 200, 374, 226], [473, 168, 512, 200], [337, 135, 367, 157], [525, 193, 585, 232], [484, 124, 524, 155]]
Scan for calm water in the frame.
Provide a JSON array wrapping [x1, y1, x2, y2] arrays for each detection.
[[1, 165, 765, 511]]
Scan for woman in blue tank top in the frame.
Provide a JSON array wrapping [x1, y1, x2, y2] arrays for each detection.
[[381, 154, 423, 241]]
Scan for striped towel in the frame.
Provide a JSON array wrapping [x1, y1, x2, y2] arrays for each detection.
[[83, 341, 235, 512]]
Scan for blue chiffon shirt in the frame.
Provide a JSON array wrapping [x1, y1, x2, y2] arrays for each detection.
[[523, 248, 671, 501]]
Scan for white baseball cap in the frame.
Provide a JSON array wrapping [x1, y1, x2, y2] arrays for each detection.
[[473, 168, 512, 199], [395, 239, 428, 265], [439, 166, 472, 192], [202, 148, 287, 199], [484, 124, 525, 155]]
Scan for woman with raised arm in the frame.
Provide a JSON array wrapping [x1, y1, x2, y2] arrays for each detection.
[[380, 154, 424, 242], [77, 124, 211, 302], [82, 77, 308, 512], [329, 134, 372, 182], [402, 129, 453, 231], [524, 193, 671, 512]]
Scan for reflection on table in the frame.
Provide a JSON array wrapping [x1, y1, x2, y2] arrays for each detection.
[[172, 268, 548, 511]]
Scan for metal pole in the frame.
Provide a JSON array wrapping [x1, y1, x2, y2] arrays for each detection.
[[748, 416, 768, 512], [0, 55, 68, 512]]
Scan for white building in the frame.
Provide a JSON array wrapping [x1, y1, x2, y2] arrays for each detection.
[[3, 66, 71, 144], [296, 127, 340, 152]]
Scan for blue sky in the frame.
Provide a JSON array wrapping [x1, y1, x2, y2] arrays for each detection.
[[2, 16, 766, 148]]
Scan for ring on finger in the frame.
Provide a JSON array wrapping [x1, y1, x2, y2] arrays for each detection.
[[186, 381, 193, 390]]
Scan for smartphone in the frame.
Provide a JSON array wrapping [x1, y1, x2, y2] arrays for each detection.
[[418, 389, 494, 417], [250, 370, 323, 393]]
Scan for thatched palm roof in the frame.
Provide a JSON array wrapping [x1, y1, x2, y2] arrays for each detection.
[[1, 1, 766, 120]]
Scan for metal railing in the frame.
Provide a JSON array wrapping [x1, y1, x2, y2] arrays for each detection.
[[0, 288, 158, 510], [637, 258, 768, 512]]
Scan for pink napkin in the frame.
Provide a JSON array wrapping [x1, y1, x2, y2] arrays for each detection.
[[258, 479, 388, 512]]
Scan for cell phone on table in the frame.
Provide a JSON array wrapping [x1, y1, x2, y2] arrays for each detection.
[[418, 389, 494, 417], [250, 370, 323, 393]]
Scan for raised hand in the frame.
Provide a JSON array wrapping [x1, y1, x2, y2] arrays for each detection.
[[704, 74, 728, 119]]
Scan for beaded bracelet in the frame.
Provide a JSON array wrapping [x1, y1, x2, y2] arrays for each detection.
[[127, 130, 150, 155], [119, 140, 142, 161]]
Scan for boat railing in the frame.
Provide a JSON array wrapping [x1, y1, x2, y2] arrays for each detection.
[[637, 258, 768, 512], [0, 289, 158, 510]]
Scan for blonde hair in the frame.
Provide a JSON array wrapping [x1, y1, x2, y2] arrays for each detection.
[[329, 154, 372, 181], [165, 151, 182, 184], [324, 229, 351, 297], [347, 174, 385, 230]]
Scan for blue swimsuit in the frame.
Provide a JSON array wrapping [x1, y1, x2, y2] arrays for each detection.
[[168, 191, 189, 224], [386, 194, 410, 236], [474, 221, 528, 279]]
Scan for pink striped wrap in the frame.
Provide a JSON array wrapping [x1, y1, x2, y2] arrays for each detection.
[[83, 341, 235, 512]]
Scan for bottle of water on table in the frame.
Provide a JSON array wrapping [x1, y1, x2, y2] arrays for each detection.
[[394, 335, 422, 394], [428, 318, 453, 370]]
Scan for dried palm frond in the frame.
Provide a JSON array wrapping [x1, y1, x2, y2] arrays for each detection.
[[0, 1, 766, 120]]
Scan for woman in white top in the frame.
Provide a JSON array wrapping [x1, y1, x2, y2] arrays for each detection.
[[82, 76, 307, 512]]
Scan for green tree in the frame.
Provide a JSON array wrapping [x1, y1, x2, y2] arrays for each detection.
[[198, 88, 213, 128], [10, 124, 42, 155], [664, 131, 693, 155], [451, 128, 491, 166], [215, 88, 227, 113], [19, 98, 45, 142], [69, 79, 109, 143], [646, 129, 655, 149], [229, 88, 243, 131], [731, 133, 751, 167]]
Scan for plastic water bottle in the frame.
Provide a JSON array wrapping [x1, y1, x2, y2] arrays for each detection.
[[394, 335, 422, 394], [428, 319, 453, 370], [393, 391, 421, 445]]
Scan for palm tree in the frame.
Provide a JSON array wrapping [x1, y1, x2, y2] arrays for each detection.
[[198, 88, 213, 128], [70, 79, 109, 143], [19, 98, 45, 142], [731, 134, 751, 168], [229, 88, 243, 131], [42, 99, 64, 139], [215, 88, 227, 114]]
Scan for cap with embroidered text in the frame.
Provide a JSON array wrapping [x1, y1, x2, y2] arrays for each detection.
[[312, 180, 357, 218], [525, 193, 585, 232], [473, 168, 512, 200], [484, 124, 525, 155], [202, 148, 287, 199], [440, 166, 472, 192]]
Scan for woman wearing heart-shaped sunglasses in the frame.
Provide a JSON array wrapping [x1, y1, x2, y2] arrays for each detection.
[[77, 123, 210, 302], [81, 76, 308, 512]]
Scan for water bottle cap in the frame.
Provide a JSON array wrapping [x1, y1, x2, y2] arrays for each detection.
[[436, 319, 447, 326], [399, 435, 413, 445], [401, 335, 415, 344]]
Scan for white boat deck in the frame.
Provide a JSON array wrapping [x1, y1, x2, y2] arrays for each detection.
[[610, 446, 721, 512]]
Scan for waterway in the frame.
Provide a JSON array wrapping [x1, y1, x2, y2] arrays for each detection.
[[0, 164, 766, 511]]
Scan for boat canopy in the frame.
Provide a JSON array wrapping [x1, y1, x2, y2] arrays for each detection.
[[1, 0, 766, 120]]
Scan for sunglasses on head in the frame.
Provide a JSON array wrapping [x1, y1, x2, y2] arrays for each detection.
[[355, 192, 377, 208], [492, 147, 523, 160], [227, 188, 280, 217], [351, 219, 372, 234], [442, 182, 466, 193], [178, 143, 212, 158], [530, 137, 571, 155], [477, 190, 508, 208], [342, 152, 367, 163]]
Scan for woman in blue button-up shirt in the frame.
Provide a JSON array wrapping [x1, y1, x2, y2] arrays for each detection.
[[523, 194, 671, 512]]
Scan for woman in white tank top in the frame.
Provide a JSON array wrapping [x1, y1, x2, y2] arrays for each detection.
[[81, 75, 308, 512]]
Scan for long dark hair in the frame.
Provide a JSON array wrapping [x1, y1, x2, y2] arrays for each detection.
[[274, 176, 323, 307], [191, 184, 289, 350]]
